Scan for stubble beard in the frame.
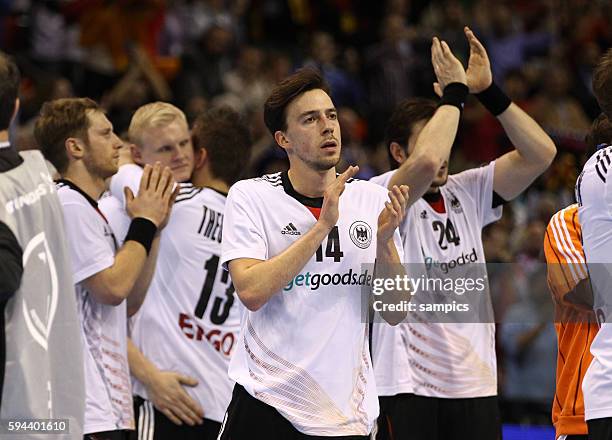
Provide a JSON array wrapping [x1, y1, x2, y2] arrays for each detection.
[[304, 154, 341, 172], [83, 151, 118, 181]]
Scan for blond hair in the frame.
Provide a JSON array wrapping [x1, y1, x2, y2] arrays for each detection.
[[128, 102, 188, 146]]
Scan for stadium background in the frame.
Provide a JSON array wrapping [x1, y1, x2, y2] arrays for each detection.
[[2, 0, 610, 438]]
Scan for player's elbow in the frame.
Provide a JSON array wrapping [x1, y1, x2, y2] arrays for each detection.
[[96, 289, 126, 306], [237, 290, 266, 312], [422, 156, 442, 178], [382, 310, 407, 326], [533, 138, 557, 172], [82, 275, 128, 306], [99, 286, 127, 306], [126, 302, 142, 317], [541, 140, 557, 168], [412, 154, 442, 181]]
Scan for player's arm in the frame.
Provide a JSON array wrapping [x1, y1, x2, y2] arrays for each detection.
[[543, 214, 592, 311], [388, 37, 467, 204], [127, 339, 203, 426], [83, 164, 175, 306], [460, 27, 556, 200], [492, 103, 556, 199], [228, 166, 359, 312], [126, 235, 160, 316], [374, 185, 411, 325], [564, 279, 593, 310], [125, 180, 179, 316]]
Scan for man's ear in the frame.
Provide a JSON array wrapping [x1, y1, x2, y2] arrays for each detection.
[[65, 137, 85, 160], [10, 98, 19, 125], [390, 142, 408, 165], [130, 144, 144, 165], [194, 147, 207, 170], [274, 130, 290, 150]]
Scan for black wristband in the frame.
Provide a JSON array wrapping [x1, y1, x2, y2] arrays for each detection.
[[124, 217, 157, 254], [438, 82, 469, 111], [475, 82, 511, 116]]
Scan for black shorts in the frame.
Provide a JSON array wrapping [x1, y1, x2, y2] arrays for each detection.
[[588, 417, 612, 440], [131, 396, 221, 440], [218, 384, 370, 440], [376, 393, 501, 440]]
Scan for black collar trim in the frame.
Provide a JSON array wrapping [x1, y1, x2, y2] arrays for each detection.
[[422, 191, 443, 203], [55, 178, 100, 210], [281, 171, 323, 208]]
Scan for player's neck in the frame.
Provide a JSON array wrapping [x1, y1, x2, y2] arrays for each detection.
[[192, 167, 229, 193], [204, 178, 229, 194], [0, 131, 9, 144], [287, 163, 336, 198], [62, 165, 106, 201]]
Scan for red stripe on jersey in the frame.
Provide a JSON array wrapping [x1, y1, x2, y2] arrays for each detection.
[[306, 206, 321, 219], [428, 198, 446, 213]]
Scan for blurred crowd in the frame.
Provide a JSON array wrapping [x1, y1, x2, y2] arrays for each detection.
[[1, 0, 611, 428]]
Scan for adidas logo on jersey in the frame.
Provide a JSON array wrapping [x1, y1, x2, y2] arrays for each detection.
[[281, 223, 301, 235]]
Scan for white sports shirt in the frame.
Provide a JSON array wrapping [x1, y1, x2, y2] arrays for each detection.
[[100, 165, 241, 423], [577, 145, 612, 421], [220, 171, 403, 436], [56, 180, 134, 434], [370, 162, 502, 398]]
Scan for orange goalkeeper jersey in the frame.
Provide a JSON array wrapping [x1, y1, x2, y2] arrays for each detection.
[[544, 204, 598, 437]]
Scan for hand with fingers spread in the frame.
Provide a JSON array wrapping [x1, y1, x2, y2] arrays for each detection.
[[156, 184, 181, 230], [377, 185, 409, 243], [318, 165, 360, 230], [431, 36, 467, 97], [125, 162, 177, 227], [145, 370, 204, 426], [464, 26, 492, 93]]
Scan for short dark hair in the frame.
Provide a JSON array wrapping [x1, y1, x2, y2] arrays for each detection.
[[0, 52, 20, 131], [586, 113, 612, 155], [263, 67, 330, 136], [593, 48, 612, 119], [191, 106, 252, 185], [34, 98, 101, 174], [385, 98, 437, 169]]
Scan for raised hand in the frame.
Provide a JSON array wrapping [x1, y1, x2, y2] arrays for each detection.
[[377, 185, 409, 243], [432, 36, 467, 97], [318, 165, 359, 230], [464, 26, 492, 93], [125, 162, 176, 227]]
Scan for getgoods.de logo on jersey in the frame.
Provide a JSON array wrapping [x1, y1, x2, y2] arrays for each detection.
[[349, 221, 372, 249], [424, 248, 478, 274]]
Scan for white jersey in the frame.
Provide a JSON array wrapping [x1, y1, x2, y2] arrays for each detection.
[[370, 162, 502, 398], [56, 180, 134, 434], [101, 165, 240, 423], [220, 172, 403, 436], [577, 145, 612, 421]]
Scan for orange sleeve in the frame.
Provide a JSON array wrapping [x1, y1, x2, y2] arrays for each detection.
[[544, 205, 588, 305]]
